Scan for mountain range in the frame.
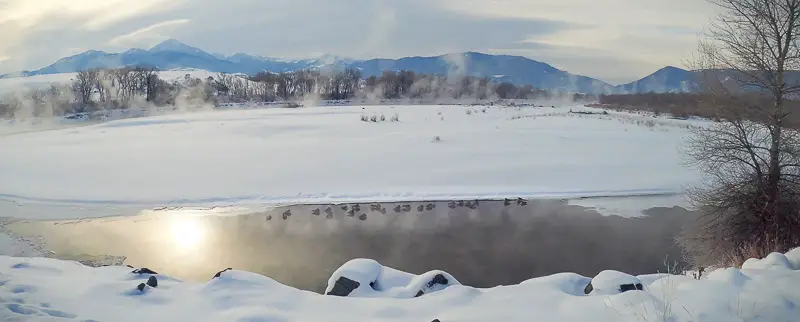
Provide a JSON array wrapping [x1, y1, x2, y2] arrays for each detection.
[[1, 39, 693, 94]]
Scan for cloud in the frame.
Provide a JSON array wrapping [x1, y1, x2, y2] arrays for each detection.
[[109, 19, 191, 48], [433, 0, 716, 29], [509, 24, 701, 83], [0, 0, 719, 83], [82, 0, 190, 31], [357, 4, 397, 57], [0, 0, 188, 72], [174, 0, 575, 60], [0, 0, 187, 29], [433, 0, 718, 83]]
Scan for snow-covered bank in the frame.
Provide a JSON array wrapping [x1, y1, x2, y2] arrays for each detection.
[[0, 104, 700, 219], [0, 250, 798, 321]]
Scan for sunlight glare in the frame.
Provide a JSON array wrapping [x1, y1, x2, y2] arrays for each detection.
[[170, 217, 205, 249]]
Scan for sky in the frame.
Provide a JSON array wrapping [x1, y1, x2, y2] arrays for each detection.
[[0, 0, 718, 85]]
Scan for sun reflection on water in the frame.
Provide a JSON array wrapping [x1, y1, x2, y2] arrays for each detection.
[[169, 215, 206, 250]]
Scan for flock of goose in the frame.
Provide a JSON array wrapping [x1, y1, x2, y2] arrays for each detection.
[[265, 198, 530, 221]]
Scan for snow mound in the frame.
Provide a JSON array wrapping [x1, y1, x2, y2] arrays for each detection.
[[636, 273, 672, 286], [205, 269, 298, 295], [325, 258, 460, 298], [1, 251, 799, 321], [741, 252, 794, 270], [786, 247, 800, 270], [706, 267, 751, 287], [517, 272, 591, 296], [585, 270, 643, 295]]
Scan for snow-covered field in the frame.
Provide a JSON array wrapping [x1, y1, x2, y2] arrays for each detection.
[[0, 250, 797, 322], [2, 77, 797, 322], [0, 104, 701, 219]]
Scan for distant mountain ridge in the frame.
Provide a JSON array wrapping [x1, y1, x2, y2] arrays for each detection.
[[616, 66, 695, 94], [2, 39, 693, 94]]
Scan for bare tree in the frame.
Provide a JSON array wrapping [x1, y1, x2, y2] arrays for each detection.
[[681, 0, 800, 267], [495, 82, 518, 99], [141, 67, 160, 102], [72, 69, 99, 108], [109, 68, 137, 105], [0, 100, 12, 118]]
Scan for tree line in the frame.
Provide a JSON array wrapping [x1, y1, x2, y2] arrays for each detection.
[[0, 66, 213, 118], [1, 67, 595, 119], [595, 92, 800, 129], [246, 69, 585, 101]]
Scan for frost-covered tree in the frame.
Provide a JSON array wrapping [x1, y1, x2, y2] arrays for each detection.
[[681, 0, 800, 266]]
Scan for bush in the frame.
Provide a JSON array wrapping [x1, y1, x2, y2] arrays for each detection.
[[283, 102, 301, 108]]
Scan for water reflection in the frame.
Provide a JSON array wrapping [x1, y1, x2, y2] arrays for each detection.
[[170, 215, 206, 250], [6, 199, 697, 293]]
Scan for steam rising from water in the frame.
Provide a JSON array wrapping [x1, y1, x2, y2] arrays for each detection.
[[7, 199, 696, 293], [0, 70, 217, 135]]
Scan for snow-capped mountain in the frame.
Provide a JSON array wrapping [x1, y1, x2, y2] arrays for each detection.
[[12, 42, 241, 75], [2, 39, 694, 94], [224, 53, 305, 73], [148, 39, 221, 62], [303, 54, 358, 69], [616, 66, 695, 94], [350, 52, 615, 94]]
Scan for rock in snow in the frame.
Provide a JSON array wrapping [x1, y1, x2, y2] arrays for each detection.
[[212, 268, 233, 279], [131, 267, 158, 275], [147, 276, 158, 288], [326, 276, 362, 297]]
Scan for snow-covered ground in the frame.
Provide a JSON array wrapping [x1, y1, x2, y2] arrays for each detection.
[[2, 75, 794, 322], [0, 104, 701, 219], [0, 250, 797, 322]]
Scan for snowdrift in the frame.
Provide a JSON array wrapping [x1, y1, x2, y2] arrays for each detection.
[[324, 258, 460, 298], [0, 250, 799, 321]]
